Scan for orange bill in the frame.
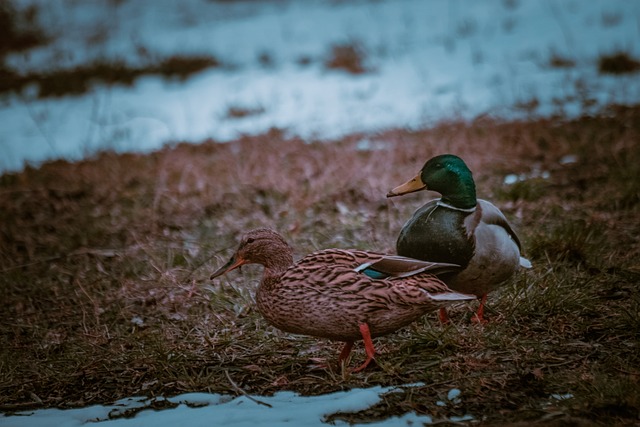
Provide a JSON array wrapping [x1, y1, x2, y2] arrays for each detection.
[[386, 172, 427, 197], [210, 255, 246, 279]]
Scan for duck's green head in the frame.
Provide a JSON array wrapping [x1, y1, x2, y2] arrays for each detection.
[[387, 154, 477, 209]]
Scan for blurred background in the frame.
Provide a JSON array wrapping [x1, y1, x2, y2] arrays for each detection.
[[1, 0, 639, 173]]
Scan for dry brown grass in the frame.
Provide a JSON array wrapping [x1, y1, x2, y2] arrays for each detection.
[[324, 41, 369, 74], [0, 55, 222, 99], [1, 107, 639, 425]]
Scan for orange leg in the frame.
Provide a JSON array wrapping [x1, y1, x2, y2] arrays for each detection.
[[438, 307, 450, 324], [337, 341, 354, 367], [471, 294, 488, 324], [352, 323, 376, 372]]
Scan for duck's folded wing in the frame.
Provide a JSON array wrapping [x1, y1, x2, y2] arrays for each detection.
[[362, 276, 475, 307], [295, 249, 461, 279], [355, 254, 460, 279], [478, 199, 524, 248], [295, 248, 381, 270], [478, 199, 532, 268]]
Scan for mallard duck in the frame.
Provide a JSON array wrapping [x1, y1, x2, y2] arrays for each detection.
[[210, 228, 474, 372], [387, 154, 532, 323]]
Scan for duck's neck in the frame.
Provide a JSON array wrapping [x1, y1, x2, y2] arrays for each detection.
[[441, 175, 477, 210], [259, 250, 294, 285]]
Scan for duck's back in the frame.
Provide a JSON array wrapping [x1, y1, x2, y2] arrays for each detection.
[[255, 250, 470, 342]]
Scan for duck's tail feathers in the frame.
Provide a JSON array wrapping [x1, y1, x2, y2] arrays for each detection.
[[424, 291, 476, 302], [520, 257, 532, 269]]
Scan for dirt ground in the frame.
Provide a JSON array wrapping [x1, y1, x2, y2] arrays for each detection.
[[1, 106, 639, 425]]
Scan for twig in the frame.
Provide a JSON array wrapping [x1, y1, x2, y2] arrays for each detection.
[[612, 367, 639, 376], [0, 255, 64, 273], [184, 251, 221, 280], [0, 248, 120, 274], [542, 350, 596, 369], [224, 370, 272, 408]]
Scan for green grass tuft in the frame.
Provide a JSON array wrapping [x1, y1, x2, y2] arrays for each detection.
[[526, 219, 606, 266]]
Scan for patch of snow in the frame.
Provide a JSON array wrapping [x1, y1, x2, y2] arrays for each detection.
[[1, 385, 472, 427], [130, 316, 144, 327], [450, 414, 475, 422], [559, 154, 579, 165], [550, 393, 574, 401], [503, 169, 550, 185], [503, 174, 520, 185], [1, 0, 639, 173], [447, 388, 461, 401]]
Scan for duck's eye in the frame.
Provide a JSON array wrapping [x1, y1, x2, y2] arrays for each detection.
[[246, 237, 255, 244]]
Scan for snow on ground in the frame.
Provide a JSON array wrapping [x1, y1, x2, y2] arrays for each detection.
[[1, 0, 639, 173], [1, 385, 475, 427]]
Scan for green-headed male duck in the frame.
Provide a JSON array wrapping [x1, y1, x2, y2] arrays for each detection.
[[387, 154, 531, 323]]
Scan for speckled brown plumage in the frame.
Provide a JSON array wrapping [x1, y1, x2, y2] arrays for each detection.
[[210, 228, 474, 371]]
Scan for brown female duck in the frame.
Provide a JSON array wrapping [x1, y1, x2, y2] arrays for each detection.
[[387, 154, 532, 323], [210, 228, 474, 371]]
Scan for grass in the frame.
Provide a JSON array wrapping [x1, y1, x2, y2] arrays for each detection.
[[1, 107, 639, 425], [0, 55, 222, 99], [0, 1, 221, 99], [0, 1, 49, 59], [225, 105, 266, 119], [324, 41, 369, 74], [548, 52, 576, 69], [598, 52, 640, 75]]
